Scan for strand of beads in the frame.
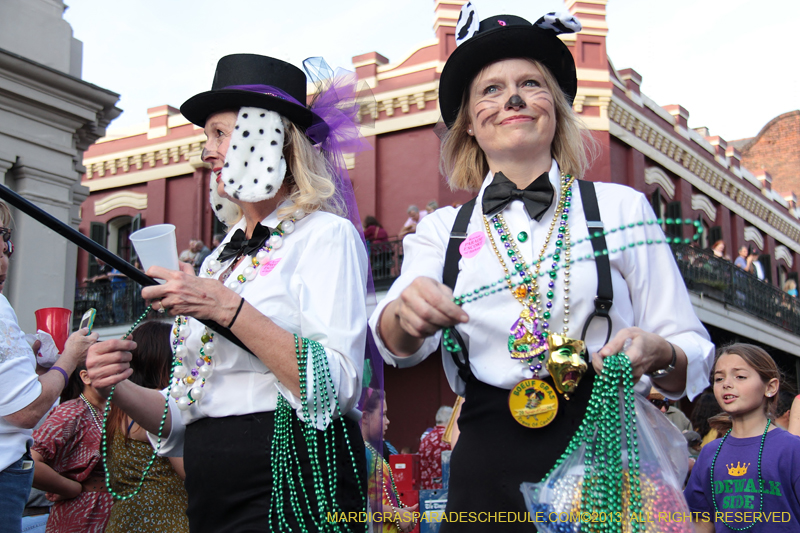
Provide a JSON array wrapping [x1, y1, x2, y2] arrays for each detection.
[[269, 336, 366, 532], [205, 212, 304, 292], [709, 420, 769, 530], [449, 216, 703, 312], [80, 393, 103, 432], [529, 353, 643, 533], [170, 316, 215, 410], [365, 441, 408, 531], [483, 175, 575, 374], [100, 306, 176, 501]]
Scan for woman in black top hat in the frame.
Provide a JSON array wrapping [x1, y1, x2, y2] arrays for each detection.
[[369, 4, 713, 531], [87, 54, 370, 532]]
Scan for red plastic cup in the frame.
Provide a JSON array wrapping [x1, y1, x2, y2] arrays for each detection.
[[34, 307, 72, 353]]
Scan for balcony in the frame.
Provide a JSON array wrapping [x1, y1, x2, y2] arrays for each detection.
[[73, 282, 153, 330], [73, 240, 799, 338], [369, 239, 405, 291], [671, 243, 799, 336]]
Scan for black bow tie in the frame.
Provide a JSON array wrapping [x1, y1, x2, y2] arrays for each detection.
[[481, 171, 555, 221], [217, 223, 274, 262]]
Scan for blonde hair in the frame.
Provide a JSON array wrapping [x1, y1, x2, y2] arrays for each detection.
[[0, 202, 11, 228], [440, 59, 596, 191], [277, 118, 345, 220]]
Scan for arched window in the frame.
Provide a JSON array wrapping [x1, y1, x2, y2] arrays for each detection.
[[87, 214, 141, 277]]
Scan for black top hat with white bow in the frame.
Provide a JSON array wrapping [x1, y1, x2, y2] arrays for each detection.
[[439, 3, 582, 128], [181, 54, 327, 139]]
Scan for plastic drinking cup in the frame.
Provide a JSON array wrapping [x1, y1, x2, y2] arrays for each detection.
[[129, 224, 179, 280]]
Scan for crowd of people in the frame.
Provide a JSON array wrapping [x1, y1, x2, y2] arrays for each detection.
[[2, 4, 800, 533]]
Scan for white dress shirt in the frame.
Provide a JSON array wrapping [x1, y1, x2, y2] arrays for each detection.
[[0, 295, 41, 470], [154, 208, 368, 455], [369, 160, 713, 401]]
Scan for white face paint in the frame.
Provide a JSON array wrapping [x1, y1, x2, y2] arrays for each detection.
[[219, 107, 288, 203]]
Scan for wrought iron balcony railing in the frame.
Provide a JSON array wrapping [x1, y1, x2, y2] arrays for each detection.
[[368, 239, 405, 291], [73, 282, 153, 330], [671, 243, 800, 335]]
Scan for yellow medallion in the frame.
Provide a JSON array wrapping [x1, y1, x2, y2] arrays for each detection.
[[508, 379, 558, 428]]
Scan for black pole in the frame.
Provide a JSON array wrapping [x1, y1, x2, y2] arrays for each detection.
[[0, 184, 250, 352]]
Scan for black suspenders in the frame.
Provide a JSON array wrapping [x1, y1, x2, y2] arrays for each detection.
[[577, 180, 614, 345], [442, 198, 476, 382], [440, 180, 614, 378]]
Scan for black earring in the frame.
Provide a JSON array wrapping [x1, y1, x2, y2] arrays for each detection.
[[506, 94, 525, 108]]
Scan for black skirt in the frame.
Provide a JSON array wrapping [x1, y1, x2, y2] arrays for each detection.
[[184, 411, 366, 533], [441, 367, 595, 533]]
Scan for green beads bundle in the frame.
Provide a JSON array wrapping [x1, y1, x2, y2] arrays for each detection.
[[523, 353, 644, 533], [523, 353, 695, 532], [268, 335, 366, 532]]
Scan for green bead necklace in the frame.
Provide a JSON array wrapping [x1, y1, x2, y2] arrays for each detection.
[[709, 419, 770, 530], [534, 353, 643, 532], [98, 305, 176, 500], [446, 216, 703, 317], [268, 334, 366, 532]]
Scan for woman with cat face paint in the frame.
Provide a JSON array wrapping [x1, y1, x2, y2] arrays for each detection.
[[87, 54, 370, 532], [369, 5, 713, 531]]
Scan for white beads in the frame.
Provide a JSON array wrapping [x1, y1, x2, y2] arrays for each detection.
[[175, 345, 188, 359], [268, 234, 283, 249], [172, 364, 188, 380], [176, 396, 191, 410], [198, 364, 214, 378], [226, 280, 243, 293], [171, 381, 187, 398], [188, 386, 205, 402], [256, 250, 270, 262], [178, 323, 191, 338], [281, 220, 295, 234], [203, 342, 216, 356], [292, 208, 305, 220], [244, 266, 258, 281], [207, 258, 221, 273]]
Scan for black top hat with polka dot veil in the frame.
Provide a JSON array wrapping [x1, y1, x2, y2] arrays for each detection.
[[438, 3, 582, 128], [180, 54, 328, 140]]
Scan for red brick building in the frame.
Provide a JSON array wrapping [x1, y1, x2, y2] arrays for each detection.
[[735, 110, 800, 202], [78, 0, 800, 450]]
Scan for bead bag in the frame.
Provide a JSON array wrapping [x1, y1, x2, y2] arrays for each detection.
[[520, 353, 692, 533]]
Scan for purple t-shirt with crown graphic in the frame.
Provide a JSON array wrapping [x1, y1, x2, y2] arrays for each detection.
[[684, 427, 800, 532]]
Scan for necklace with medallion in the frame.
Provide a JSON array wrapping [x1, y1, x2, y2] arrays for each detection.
[[482, 174, 588, 427]]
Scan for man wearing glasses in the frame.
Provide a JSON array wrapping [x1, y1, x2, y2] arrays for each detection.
[[0, 203, 98, 533], [649, 387, 693, 432]]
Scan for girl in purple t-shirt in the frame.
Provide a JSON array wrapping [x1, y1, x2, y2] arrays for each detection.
[[685, 343, 800, 532]]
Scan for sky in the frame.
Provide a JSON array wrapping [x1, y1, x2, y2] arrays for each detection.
[[63, 0, 799, 142]]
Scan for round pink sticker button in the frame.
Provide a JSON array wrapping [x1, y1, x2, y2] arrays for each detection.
[[459, 232, 485, 258]]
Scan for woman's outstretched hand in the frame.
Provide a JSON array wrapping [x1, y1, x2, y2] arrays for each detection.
[[85, 339, 137, 398], [379, 277, 468, 357]]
